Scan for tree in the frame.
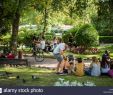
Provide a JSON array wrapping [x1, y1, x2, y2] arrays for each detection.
[[92, 0, 113, 36], [34, 0, 52, 37], [2, 0, 32, 54]]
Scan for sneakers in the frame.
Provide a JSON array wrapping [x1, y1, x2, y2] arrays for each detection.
[[56, 72, 67, 75]]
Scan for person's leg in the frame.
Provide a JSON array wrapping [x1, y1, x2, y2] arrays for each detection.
[[59, 60, 68, 73], [85, 68, 91, 76], [57, 62, 61, 72], [54, 54, 63, 73]]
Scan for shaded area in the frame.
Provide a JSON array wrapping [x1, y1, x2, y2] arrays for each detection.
[[0, 67, 113, 86]]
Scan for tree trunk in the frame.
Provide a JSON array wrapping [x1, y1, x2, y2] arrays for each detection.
[[11, 11, 20, 55], [42, 7, 48, 38]]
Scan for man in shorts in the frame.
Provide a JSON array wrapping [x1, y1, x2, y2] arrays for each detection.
[[53, 37, 66, 74]]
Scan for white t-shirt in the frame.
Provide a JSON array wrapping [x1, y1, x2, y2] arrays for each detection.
[[40, 40, 45, 49], [53, 43, 65, 54], [52, 40, 57, 50]]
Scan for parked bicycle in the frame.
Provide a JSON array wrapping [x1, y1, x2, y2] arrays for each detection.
[[33, 45, 44, 62]]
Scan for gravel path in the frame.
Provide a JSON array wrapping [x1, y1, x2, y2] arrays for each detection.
[[25, 56, 91, 69]]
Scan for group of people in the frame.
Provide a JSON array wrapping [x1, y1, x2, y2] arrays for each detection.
[[0, 51, 15, 59], [0, 50, 24, 59], [32, 36, 58, 53], [53, 38, 113, 77]]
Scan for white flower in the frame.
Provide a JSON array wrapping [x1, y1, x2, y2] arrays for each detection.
[[54, 78, 96, 86], [70, 81, 77, 86], [63, 81, 70, 86], [84, 81, 96, 86], [54, 82, 62, 86], [76, 82, 83, 86], [58, 78, 64, 83]]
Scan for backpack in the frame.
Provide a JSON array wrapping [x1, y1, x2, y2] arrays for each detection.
[[67, 55, 74, 61]]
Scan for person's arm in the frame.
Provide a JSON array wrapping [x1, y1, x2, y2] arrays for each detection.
[[60, 50, 64, 55], [60, 44, 65, 56]]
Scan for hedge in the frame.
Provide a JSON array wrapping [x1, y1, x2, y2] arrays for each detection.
[[75, 24, 99, 48], [99, 36, 113, 43]]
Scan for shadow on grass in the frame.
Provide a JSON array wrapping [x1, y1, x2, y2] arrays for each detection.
[[0, 67, 113, 86]]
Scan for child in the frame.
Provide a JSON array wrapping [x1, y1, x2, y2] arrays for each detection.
[[75, 58, 85, 76], [57, 56, 74, 75]]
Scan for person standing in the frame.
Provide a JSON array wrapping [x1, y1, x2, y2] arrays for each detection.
[[53, 37, 66, 74], [40, 37, 46, 51]]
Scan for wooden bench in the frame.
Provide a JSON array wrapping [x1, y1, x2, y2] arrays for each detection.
[[0, 58, 29, 66]]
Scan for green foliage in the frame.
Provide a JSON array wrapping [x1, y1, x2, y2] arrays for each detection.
[[62, 27, 78, 45], [18, 28, 40, 45], [44, 32, 54, 41], [75, 0, 88, 16], [91, 0, 113, 36], [75, 24, 99, 48], [1, 33, 11, 44], [99, 36, 113, 43], [18, 28, 54, 45]]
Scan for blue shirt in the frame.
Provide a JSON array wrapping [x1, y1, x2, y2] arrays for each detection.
[[91, 63, 101, 76]]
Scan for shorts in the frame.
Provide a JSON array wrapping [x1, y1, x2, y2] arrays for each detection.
[[54, 53, 63, 63]]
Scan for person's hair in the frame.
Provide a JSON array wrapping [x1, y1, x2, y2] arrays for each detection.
[[42, 37, 45, 40], [92, 56, 99, 64], [101, 58, 110, 68], [63, 56, 68, 61], [53, 37, 57, 40], [77, 58, 82, 63], [105, 50, 110, 56], [57, 37, 62, 43]]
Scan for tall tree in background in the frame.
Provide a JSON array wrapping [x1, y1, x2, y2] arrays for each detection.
[[3, 0, 32, 54], [34, 0, 52, 37], [34, 0, 65, 37], [94, 0, 113, 35]]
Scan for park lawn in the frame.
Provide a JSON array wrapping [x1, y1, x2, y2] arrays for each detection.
[[0, 67, 113, 86]]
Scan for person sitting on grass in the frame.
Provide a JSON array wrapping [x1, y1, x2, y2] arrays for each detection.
[[101, 57, 110, 76], [58, 56, 75, 75], [108, 60, 113, 78], [58, 56, 71, 74], [102, 50, 110, 61], [6, 51, 15, 59], [74, 58, 85, 76], [85, 56, 101, 76]]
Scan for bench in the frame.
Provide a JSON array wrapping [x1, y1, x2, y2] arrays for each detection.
[[0, 58, 29, 66]]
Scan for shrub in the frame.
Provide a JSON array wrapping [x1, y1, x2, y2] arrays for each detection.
[[18, 29, 39, 46], [62, 27, 78, 45], [99, 36, 113, 43], [1, 33, 11, 44], [75, 24, 99, 48], [44, 32, 55, 41]]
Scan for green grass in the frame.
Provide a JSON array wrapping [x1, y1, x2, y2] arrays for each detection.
[[0, 67, 113, 86]]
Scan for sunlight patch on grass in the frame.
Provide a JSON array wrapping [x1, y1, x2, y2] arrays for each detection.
[[0, 67, 113, 86]]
